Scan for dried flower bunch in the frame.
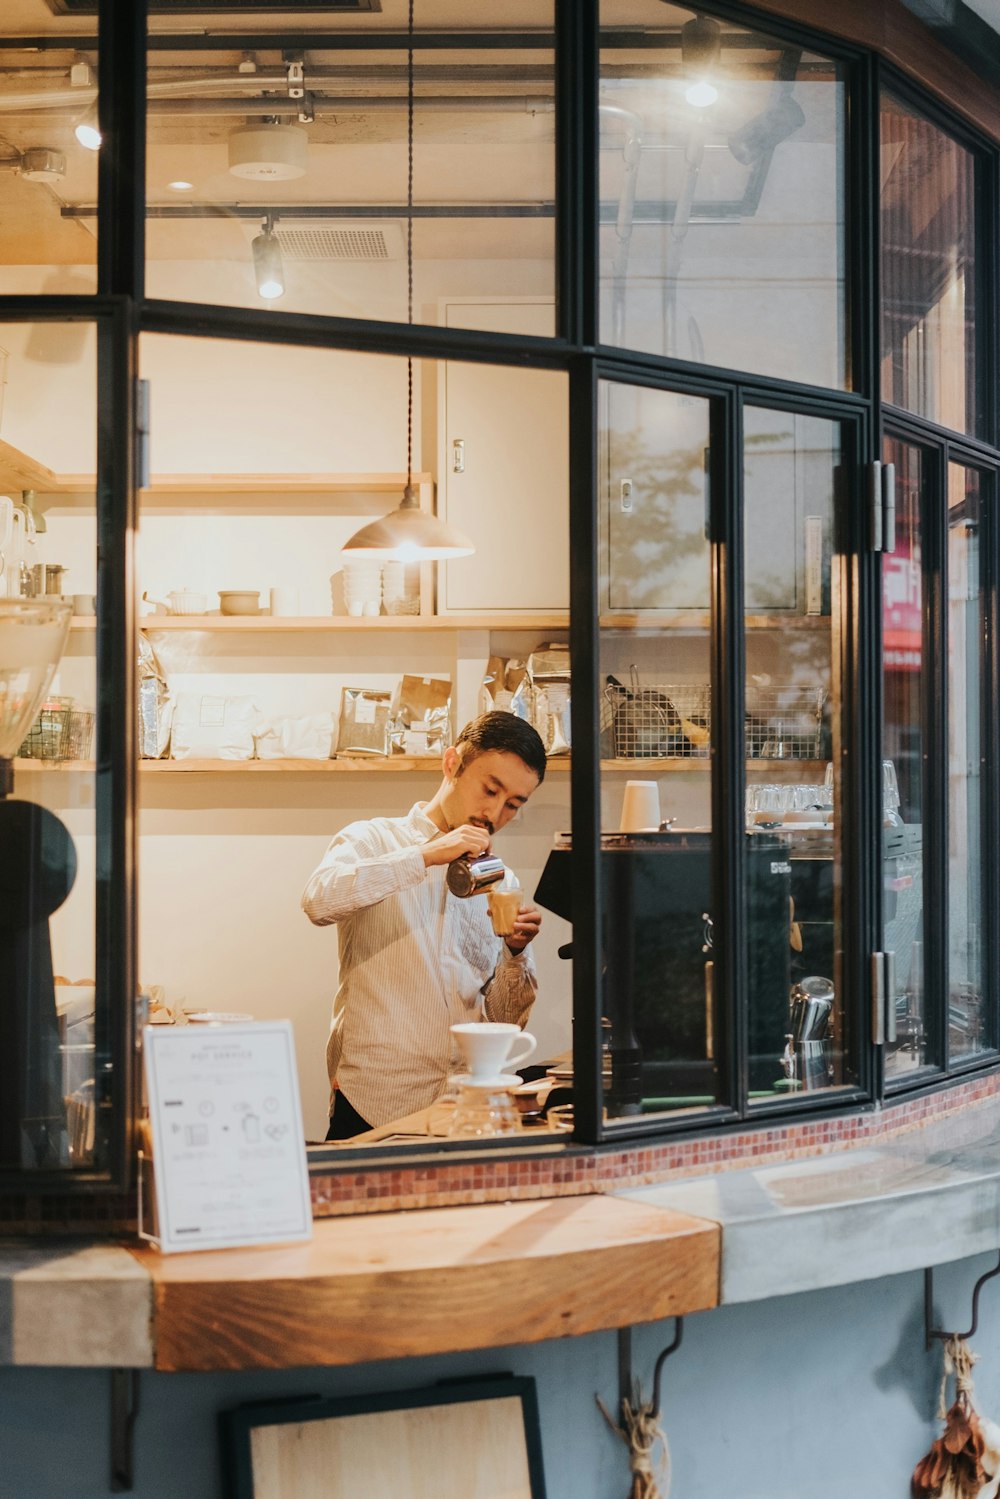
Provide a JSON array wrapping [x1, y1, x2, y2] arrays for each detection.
[[912, 1336, 1000, 1499]]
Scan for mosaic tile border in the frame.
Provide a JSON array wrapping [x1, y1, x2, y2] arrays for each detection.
[[0, 1070, 997, 1234], [309, 1069, 1000, 1218]]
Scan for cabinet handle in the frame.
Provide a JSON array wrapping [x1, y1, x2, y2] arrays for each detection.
[[452, 438, 465, 474], [704, 959, 714, 1060]]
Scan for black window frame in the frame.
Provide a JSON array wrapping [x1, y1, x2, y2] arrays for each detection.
[[6, 0, 1000, 1190]]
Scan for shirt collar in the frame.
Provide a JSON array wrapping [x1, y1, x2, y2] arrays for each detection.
[[407, 802, 442, 839]]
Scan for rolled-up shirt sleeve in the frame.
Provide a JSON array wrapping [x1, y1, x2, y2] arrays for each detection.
[[483, 944, 537, 1028], [301, 822, 427, 925]]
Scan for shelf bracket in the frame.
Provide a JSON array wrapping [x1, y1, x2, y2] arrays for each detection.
[[110, 1368, 140, 1492], [618, 1317, 684, 1419], [924, 1252, 1000, 1349]]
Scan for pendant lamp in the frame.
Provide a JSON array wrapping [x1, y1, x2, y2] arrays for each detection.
[[341, 0, 474, 564]]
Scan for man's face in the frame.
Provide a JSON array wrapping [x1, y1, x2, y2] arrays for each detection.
[[441, 748, 540, 837]]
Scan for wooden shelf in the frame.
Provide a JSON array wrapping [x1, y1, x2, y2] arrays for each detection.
[[0, 437, 64, 493], [14, 756, 826, 776], [139, 471, 433, 495], [13, 759, 93, 773], [132, 613, 569, 632]]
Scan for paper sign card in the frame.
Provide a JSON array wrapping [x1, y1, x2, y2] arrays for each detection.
[[143, 1021, 313, 1254]]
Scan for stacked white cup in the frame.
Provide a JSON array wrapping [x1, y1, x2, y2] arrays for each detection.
[[340, 561, 382, 617]]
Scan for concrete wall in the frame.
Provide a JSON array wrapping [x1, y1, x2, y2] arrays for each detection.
[[1, 1251, 995, 1497]]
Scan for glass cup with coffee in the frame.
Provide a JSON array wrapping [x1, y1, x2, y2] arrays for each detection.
[[487, 868, 522, 937]]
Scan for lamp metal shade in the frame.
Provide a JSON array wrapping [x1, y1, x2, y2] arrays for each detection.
[[342, 492, 474, 563]]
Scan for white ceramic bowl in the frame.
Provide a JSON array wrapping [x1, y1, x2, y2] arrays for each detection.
[[167, 590, 207, 615], [218, 590, 260, 616]]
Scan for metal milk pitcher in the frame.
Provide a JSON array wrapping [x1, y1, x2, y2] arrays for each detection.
[[446, 852, 506, 898]]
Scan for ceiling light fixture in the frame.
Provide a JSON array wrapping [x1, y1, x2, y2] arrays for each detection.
[[19, 148, 67, 183], [228, 120, 307, 180], [167, 179, 194, 191], [681, 15, 721, 109], [342, 0, 474, 564], [252, 212, 284, 299]]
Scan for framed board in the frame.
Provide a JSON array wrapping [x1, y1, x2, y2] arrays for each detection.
[[221, 1375, 547, 1499]]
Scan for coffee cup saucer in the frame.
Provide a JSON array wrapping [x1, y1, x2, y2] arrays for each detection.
[[449, 1072, 521, 1089]]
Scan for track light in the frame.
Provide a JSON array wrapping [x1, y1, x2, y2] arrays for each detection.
[[685, 81, 718, 108], [728, 93, 806, 165], [74, 107, 101, 151], [682, 16, 721, 108], [252, 213, 284, 300]]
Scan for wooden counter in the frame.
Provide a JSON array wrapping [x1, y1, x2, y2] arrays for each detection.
[[129, 1194, 720, 1372]]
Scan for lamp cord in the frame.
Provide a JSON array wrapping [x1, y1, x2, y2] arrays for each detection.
[[406, 0, 414, 495]]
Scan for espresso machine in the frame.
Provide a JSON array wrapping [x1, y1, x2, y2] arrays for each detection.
[[534, 829, 792, 1109]]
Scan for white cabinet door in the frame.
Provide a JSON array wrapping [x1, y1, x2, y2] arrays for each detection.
[[439, 301, 569, 613]]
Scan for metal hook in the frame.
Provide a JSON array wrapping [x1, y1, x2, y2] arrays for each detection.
[[924, 1251, 1000, 1349], [617, 1318, 685, 1420]]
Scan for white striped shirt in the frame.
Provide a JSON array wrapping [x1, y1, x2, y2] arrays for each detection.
[[301, 802, 537, 1127]]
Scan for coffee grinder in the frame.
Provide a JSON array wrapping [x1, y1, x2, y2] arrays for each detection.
[[0, 598, 76, 1167]]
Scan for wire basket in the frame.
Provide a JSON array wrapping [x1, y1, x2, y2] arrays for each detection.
[[602, 681, 710, 759], [18, 696, 73, 761], [66, 708, 95, 761], [602, 679, 826, 762], [746, 684, 826, 761]]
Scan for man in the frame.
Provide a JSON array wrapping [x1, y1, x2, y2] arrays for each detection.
[[302, 710, 546, 1140]]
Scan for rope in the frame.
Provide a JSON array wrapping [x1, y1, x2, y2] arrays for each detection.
[[938, 1335, 980, 1422], [598, 1383, 671, 1499]]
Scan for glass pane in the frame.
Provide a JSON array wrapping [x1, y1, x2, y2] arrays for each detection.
[[0, 5, 99, 290], [138, 333, 570, 1147], [948, 464, 989, 1061], [593, 379, 718, 1124], [743, 408, 851, 1103], [883, 438, 930, 1077], [0, 320, 100, 1169], [599, 1, 846, 387], [881, 92, 978, 436], [145, 4, 554, 332]]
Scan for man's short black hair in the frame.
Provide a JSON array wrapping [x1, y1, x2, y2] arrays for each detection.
[[454, 710, 547, 784]]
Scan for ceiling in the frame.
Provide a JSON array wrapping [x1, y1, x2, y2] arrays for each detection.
[[0, 0, 988, 313]]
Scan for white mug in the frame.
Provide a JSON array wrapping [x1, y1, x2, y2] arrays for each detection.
[[269, 586, 299, 617], [620, 780, 661, 832], [450, 1021, 536, 1080]]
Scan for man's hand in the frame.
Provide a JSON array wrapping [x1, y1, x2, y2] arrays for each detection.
[[421, 823, 492, 869], [505, 902, 542, 954]]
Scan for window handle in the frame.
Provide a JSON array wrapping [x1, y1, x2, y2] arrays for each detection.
[[882, 463, 896, 555], [871, 950, 895, 1044], [868, 461, 896, 553], [868, 460, 883, 551], [871, 950, 885, 1044]]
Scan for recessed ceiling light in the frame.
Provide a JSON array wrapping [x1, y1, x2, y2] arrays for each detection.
[[167, 180, 194, 191]]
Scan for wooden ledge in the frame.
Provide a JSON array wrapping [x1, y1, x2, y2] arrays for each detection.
[[128, 1195, 719, 1372]]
